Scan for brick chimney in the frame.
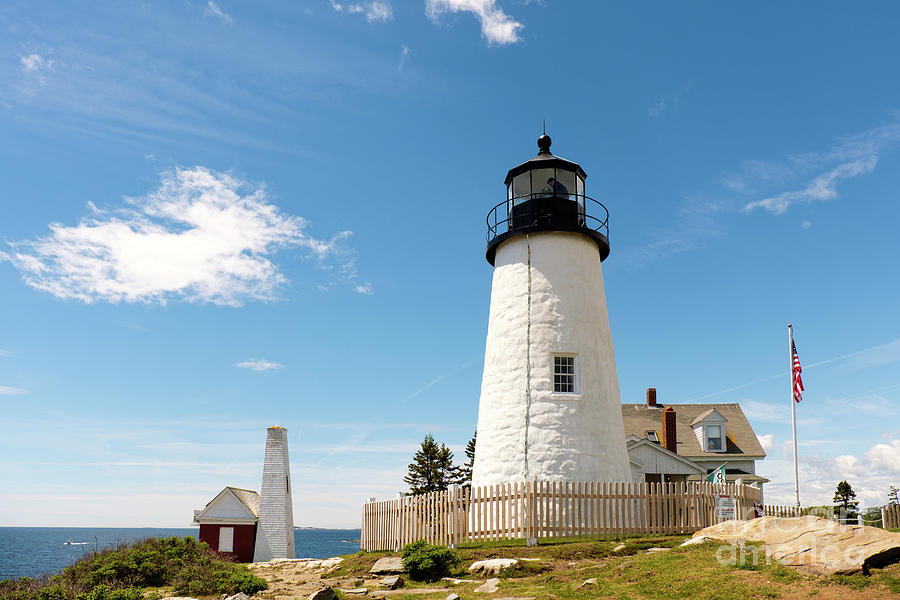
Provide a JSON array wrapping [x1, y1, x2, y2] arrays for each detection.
[[646, 387, 657, 407], [662, 406, 677, 454]]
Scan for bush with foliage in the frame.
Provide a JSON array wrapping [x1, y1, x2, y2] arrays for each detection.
[[400, 540, 460, 582], [0, 536, 267, 600]]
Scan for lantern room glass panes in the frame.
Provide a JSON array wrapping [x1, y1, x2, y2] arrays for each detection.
[[554, 169, 575, 199], [512, 172, 531, 204], [532, 168, 555, 197], [576, 175, 585, 223]]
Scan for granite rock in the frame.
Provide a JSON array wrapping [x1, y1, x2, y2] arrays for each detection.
[[691, 515, 900, 575]]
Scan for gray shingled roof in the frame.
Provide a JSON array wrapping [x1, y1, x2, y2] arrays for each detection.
[[226, 487, 260, 517], [621, 403, 766, 458]]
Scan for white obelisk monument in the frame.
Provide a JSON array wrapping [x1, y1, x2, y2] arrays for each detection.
[[472, 133, 631, 486], [253, 425, 295, 561]]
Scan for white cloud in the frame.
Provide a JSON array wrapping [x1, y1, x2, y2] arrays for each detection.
[[757, 434, 774, 452], [204, 1, 233, 24], [0, 349, 13, 357], [331, 0, 393, 22], [425, 0, 522, 45], [801, 220, 812, 229], [865, 440, 900, 475], [1, 167, 366, 305], [761, 438, 900, 507], [20, 54, 55, 73], [235, 359, 285, 372], [354, 283, 374, 295], [0, 386, 29, 395]]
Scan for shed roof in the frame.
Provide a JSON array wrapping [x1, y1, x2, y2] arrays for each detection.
[[193, 486, 260, 525], [621, 403, 766, 458], [227, 487, 260, 516]]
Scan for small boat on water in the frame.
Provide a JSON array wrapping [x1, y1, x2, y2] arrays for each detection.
[[64, 539, 73, 545]]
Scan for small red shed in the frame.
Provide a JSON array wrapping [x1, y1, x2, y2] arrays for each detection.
[[193, 487, 259, 562]]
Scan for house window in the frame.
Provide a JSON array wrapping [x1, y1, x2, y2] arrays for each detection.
[[646, 431, 659, 444], [218, 527, 234, 553], [707, 425, 723, 451], [553, 355, 575, 393]]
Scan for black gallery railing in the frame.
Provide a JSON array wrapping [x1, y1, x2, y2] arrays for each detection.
[[486, 193, 609, 244]]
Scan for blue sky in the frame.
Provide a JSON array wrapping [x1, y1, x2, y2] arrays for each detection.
[[1, 1, 899, 528]]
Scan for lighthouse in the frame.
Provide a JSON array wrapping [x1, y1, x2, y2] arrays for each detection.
[[472, 133, 631, 487]]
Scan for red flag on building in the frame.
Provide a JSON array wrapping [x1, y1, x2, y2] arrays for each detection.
[[791, 339, 804, 403]]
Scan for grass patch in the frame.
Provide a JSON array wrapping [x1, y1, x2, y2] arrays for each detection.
[[827, 573, 871, 590], [332, 535, 899, 600]]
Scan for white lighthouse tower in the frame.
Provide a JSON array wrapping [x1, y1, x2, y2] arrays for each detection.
[[472, 133, 631, 487]]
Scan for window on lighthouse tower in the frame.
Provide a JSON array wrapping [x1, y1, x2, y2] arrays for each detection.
[[553, 355, 576, 393]]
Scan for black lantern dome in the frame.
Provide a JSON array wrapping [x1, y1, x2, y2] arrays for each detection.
[[485, 134, 609, 265]]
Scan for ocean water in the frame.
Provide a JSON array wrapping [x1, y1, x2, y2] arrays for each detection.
[[0, 527, 361, 581]]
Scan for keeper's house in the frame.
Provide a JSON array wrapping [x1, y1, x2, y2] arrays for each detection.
[[623, 388, 769, 499], [192, 487, 260, 563]]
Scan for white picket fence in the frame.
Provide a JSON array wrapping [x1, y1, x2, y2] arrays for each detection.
[[360, 480, 762, 551], [883, 503, 900, 529], [761, 504, 805, 517]]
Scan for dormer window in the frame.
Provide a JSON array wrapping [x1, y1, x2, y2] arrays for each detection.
[[706, 425, 723, 451], [690, 408, 728, 453], [646, 431, 660, 444]]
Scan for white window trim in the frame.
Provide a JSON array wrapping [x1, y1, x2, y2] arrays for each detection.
[[551, 353, 579, 396]]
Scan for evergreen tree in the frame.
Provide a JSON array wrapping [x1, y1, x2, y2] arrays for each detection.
[[832, 480, 859, 520], [404, 434, 459, 494], [456, 432, 476, 487], [888, 485, 899, 506]]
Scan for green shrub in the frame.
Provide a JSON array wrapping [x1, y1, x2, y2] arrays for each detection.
[[0, 536, 267, 600], [75, 585, 143, 600], [400, 541, 460, 582]]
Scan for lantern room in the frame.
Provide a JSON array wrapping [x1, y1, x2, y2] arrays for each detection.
[[486, 133, 609, 265]]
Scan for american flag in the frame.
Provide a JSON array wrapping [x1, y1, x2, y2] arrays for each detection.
[[792, 339, 805, 403]]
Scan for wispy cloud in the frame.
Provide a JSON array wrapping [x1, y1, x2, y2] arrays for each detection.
[[331, 0, 393, 22], [744, 157, 877, 214], [648, 83, 690, 118], [0, 349, 14, 357], [621, 117, 900, 268], [404, 357, 480, 402], [738, 119, 900, 214], [680, 336, 900, 404], [1, 167, 368, 305], [204, 1, 233, 24], [398, 44, 410, 70], [425, 0, 522, 45], [0, 386, 29, 395], [614, 196, 727, 268], [21, 54, 56, 73], [235, 359, 285, 372], [18, 53, 59, 89]]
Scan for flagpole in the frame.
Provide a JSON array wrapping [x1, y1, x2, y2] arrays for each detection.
[[789, 323, 800, 508]]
